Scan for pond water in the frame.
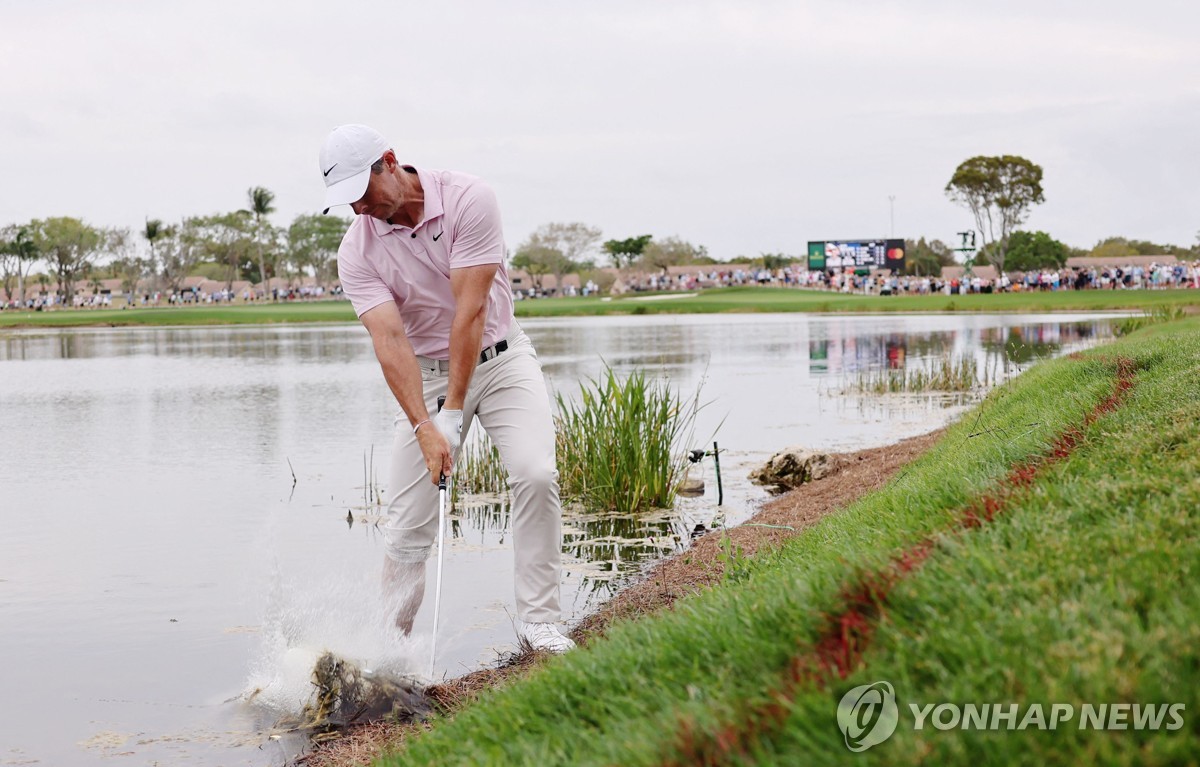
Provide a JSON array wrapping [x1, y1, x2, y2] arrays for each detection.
[[0, 311, 1117, 765]]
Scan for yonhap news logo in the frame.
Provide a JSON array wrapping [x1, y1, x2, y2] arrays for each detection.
[[837, 681, 899, 752], [836, 680, 1187, 753]]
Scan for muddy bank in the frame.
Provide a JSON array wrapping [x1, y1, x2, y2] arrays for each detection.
[[296, 428, 945, 767]]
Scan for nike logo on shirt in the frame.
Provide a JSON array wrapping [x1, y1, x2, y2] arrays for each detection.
[[433, 231, 443, 241]]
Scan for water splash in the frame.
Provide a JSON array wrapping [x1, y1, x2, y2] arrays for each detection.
[[245, 559, 428, 716]]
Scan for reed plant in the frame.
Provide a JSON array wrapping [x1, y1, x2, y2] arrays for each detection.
[[850, 354, 997, 394], [554, 367, 699, 513], [454, 435, 507, 500], [444, 366, 701, 512], [1115, 303, 1189, 336]]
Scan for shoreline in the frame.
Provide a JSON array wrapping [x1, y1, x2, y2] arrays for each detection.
[[297, 428, 948, 767]]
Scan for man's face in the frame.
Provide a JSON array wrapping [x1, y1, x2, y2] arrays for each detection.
[[350, 158, 402, 221]]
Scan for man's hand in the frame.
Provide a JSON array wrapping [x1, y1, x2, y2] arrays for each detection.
[[415, 420, 454, 483], [433, 408, 463, 455]]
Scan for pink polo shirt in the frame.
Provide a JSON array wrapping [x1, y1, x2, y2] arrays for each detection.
[[336, 168, 515, 359]]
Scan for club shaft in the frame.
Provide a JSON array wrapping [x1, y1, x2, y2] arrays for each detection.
[[429, 394, 448, 680]]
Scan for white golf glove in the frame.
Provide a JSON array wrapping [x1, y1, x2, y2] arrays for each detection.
[[433, 408, 463, 453]]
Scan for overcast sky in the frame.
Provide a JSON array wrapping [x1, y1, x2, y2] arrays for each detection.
[[2, 0, 1197, 260]]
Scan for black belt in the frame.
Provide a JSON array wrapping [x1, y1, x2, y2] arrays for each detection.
[[478, 339, 508, 364], [418, 339, 509, 375]]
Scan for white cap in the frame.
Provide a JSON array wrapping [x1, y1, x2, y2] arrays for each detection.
[[319, 124, 391, 214]]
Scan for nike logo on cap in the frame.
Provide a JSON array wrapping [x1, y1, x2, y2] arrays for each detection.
[[323, 163, 338, 177]]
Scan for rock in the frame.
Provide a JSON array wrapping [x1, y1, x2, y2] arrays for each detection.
[[749, 447, 836, 493]]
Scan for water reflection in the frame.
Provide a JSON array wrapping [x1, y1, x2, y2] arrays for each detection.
[[809, 319, 1105, 377], [980, 321, 1101, 365], [0, 325, 367, 364], [449, 495, 698, 612]]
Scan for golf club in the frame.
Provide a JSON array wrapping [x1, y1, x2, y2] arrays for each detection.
[[429, 395, 448, 681]]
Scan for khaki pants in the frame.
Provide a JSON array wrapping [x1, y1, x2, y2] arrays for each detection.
[[382, 324, 563, 624]]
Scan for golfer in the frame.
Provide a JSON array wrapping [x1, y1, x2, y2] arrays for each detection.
[[319, 124, 574, 654]]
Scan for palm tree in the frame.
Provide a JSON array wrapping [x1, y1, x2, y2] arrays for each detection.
[[143, 218, 165, 293], [7, 225, 39, 305], [246, 187, 276, 298], [143, 219, 164, 255]]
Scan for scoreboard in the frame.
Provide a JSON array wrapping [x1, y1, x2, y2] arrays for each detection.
[[808, 239, 905, 272]]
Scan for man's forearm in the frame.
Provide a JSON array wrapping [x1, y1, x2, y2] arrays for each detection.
[[444, 306, 486, 410], [373, 332, 431, 427]]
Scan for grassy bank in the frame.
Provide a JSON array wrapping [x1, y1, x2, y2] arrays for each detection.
[[0, 301, 359, 327], [381, 316, 1200, 765], [1, 288, 1198, 328]]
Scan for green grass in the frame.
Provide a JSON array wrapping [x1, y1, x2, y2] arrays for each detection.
[[380, 316, 1200, 766], [512, 287, 1200, 318], [2, 288, 1198, 328], [0, 301, 359, 327]]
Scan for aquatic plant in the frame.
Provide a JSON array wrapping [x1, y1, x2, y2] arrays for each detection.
[[554, 366, 700, 513], [850, 354, 997, 394], [447, 366, 701, 513], [454, 435, 508, 499], [1115, 304, 1188, 336], [361, 446, 383, 509]]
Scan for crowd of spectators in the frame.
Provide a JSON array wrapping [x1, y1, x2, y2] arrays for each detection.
[[1, 282, 339, 311], [7, 260, 1198, 310], [610, 260, 1200, 297]]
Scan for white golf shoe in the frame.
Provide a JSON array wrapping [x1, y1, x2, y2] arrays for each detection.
[[520, 622, 577, 654]]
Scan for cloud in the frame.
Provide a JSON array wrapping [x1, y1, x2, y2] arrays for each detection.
[[1, 0, 1197, 255]]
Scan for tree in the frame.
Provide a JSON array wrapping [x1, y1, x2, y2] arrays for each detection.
[[510, 245, 558, 292], [513, 222, 602, 294], [1088, 237, 1136, 260], [0, 228, 19, 304], [602, 234, 653, 270], [904, 237, 955, 276], [153, 220, 200, 294], [1122, 238, 1192, 257], [945, 155, 1045, 274], [30, 217, 107, 301], [287, 214, 349, 287], [107, 228, 150, 304], [192, 212, 255, 290], [143, 219, 167, 263], [1004, 230, 1069, 272], [759, 252, 793, 270], [639, 236, 707, 273], [244, 187, 278, 295], [1, 223, 40, 305]]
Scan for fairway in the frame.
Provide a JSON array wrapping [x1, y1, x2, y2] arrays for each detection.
[[0, 301, 360, 328]]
